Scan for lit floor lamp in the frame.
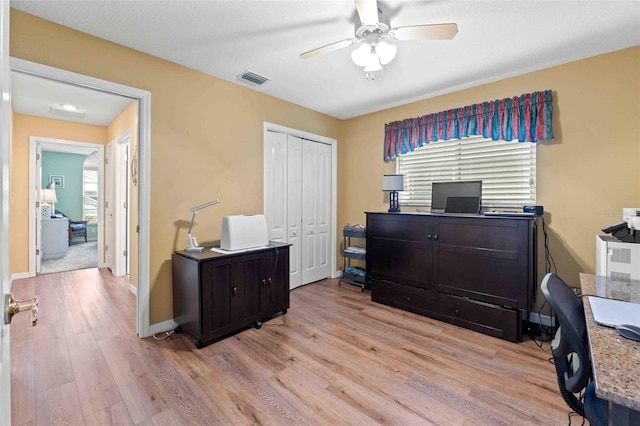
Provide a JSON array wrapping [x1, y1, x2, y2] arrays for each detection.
[[40, 188, 57, 218], [383, 174, 404, 213], [186, 199, 220, 252]]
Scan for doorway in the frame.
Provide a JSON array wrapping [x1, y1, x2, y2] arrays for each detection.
[[11, 57, 152, 338], [31, 138, 104, 275]]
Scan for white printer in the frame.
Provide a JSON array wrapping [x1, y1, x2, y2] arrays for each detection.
[[596, 208, 640, 283]]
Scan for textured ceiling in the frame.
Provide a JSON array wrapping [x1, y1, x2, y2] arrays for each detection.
[[9, 0, 640, 122], [12, 71, 134, 126]]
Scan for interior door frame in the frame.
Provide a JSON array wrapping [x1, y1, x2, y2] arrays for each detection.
[[29, 137, 105, 274], [10, 57, 152, 338], [263, 122, 338, 280]]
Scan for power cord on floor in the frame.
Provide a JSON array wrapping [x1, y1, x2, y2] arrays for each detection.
[[152, 330, 175, 340]]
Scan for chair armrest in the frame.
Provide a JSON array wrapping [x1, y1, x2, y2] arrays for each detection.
[[69, 220, 89, 226]]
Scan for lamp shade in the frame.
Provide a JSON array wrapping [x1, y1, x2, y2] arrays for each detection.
[[40, 188, 57, 203], [382, 174, 404, 191]]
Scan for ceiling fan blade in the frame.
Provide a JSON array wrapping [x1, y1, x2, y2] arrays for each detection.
[[389, 23, 458, 41], [300, 38, 358, 60], [355, 0, 379, 26]]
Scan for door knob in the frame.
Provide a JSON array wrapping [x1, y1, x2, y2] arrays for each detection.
[[4, 293, 38, 326], [232, 286, 238, 294]]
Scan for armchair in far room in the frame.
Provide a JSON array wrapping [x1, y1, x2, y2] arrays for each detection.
[[55, 211, 88, 245]]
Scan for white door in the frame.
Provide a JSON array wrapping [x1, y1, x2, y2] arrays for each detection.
[[264, 131, 287, 244], [287, 136, 303, 289], [301, 141, 331, 284], [113, 134, 130, 276], [264, 129, 332, 288], [35, 145, 43, 273], [105, 140, 116, 272], [264, 131, 303, 289], [1, 0, 12, 421]]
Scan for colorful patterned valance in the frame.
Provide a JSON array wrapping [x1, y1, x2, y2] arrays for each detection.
[[384, 90, 553, 162]]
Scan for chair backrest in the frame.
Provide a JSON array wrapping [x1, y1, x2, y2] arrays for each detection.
[[541, 273, 593, 414]]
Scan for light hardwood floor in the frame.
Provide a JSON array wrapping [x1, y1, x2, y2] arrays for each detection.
[[10, 268, 571, 425]]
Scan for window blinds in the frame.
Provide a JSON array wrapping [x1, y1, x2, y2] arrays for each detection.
[[397, 136, 536, 208]]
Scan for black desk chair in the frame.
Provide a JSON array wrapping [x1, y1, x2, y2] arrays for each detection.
[[541, 273, 609, 426]]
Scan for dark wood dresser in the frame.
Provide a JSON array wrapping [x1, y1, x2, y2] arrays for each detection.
[[172, 242, 290, 348], [366, 212, 537, 342]]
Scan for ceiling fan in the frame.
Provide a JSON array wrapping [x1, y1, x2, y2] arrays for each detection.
[[300, 0, 458, 78]]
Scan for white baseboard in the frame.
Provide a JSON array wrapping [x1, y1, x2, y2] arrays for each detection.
[[11, 272, 30, 281], [129, 284, 137, 296], [149, 319, 179, 336]]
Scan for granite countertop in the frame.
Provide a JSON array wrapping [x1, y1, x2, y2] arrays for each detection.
[[579, 273, 640, 411]]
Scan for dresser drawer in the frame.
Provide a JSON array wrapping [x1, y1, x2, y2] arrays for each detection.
[[372, 279, 520, 342]]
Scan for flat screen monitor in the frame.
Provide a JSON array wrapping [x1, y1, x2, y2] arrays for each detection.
[[431, 180, 482, 213]]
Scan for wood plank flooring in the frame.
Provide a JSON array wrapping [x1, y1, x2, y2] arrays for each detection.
[[10, 269, 572, 425]]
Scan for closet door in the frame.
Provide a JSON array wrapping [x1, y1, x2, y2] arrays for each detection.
[[301, 141, 331, 284], [287, 136, 303, 289], [264, 132, 302, 289], [264, 131, 287, 243], [264, 131, 331, 289]]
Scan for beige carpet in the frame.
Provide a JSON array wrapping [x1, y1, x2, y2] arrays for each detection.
[[39, 241, 98, 274]]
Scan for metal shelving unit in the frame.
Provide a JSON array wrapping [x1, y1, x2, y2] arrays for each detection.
[[340, 227, 368, 291]]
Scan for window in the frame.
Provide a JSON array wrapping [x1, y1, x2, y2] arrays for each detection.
[[83, 169, 98, 221], [397, 136, 536, 208]]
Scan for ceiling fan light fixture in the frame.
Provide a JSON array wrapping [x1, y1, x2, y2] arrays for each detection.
[[364, 51, 382, 72], [376, 41, 397, 65], [351, 43, 371, 67]]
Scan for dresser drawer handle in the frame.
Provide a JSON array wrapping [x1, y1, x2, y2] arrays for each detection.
[[406, 296, 411, 302], [427, 234, 433, 239], [455, 308, 460, 315], [232, 286, 238, 294]]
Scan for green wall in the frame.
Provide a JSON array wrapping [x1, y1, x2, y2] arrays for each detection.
[[42, 151, 86, 220]]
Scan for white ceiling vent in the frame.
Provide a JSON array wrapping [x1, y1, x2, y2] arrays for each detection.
[[49, 106, 86, 119], [236, 70, 270, 86]]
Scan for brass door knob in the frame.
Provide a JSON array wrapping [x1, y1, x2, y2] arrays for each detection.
[[4, 293, 38, 326]]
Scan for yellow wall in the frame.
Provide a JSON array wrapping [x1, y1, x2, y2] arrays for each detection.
[[10, 113, 107, 273], [106, 100, 139, 286], [340, 46, 640, 306], [10, 9, 342, 324], [10, 8, 639, 324]]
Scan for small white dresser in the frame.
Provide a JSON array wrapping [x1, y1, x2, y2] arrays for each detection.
[[41, 218, 69, 259]]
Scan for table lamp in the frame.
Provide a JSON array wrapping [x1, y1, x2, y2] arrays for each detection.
[[40, 188, 57, 218], [186, 199, 220, 252], [383, 174, 403, 213]]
